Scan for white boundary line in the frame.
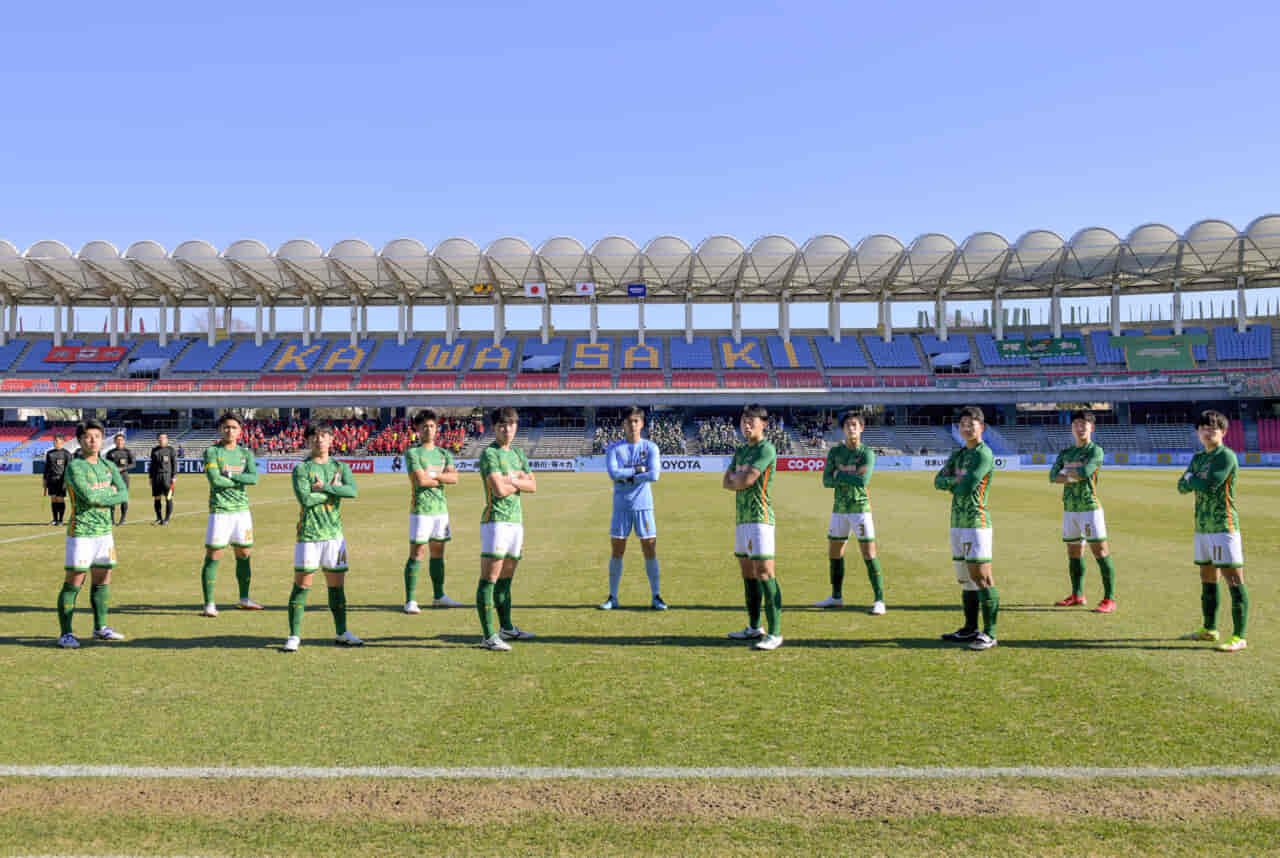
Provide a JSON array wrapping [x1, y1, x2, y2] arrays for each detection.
[[2, 764, 1278, 779]]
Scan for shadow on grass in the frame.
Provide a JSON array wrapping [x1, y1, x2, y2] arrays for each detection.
[[427, 633, 961, 650], [997, 637, 1196, 651], [0, 634, 284, 650]]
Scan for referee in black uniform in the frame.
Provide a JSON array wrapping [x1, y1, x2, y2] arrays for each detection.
[[43, 435, 73, 526], [149, 432, 178, 525]]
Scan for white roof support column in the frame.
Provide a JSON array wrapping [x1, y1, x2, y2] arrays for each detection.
[[637, 298, 646, 347], [779, 290, 790, 343], [1110, 282, 1122, 336], [589, 296, 598, 345], [406, 301, 414, 340], [493, 291, 505, 346], [123, 303, 133, 340], [206, 296, 216, 347], [254, 297, 264, 347], [7, 301, 16, 339], [313, 298, 323, 340], [445, 294, 457, 345], [731, 291, 742, 345], [222, 302, 232, 335], [1237, 275, 1247, 333], [878, 292, 892, 342], [109, 296, 119, 347], [360, 303, 368, 338], [1172, 280, 1183, 335], [935, 290, 948, 341], [992, 288, 1004, 340], [349, 297, 359, 348], [1050, 284, 1062, 339], [172, 302, 181, 340], [540, 297, 551, 345], [158, 295, 168, 348], [302, 297, 312, 346], [684, 295, 693, 344], [828, 289, 841, 343], [0, 299, 7, 348], [268, 303, 276, 338], [396, 297, 406, 346], [53, 298, 63, 346]]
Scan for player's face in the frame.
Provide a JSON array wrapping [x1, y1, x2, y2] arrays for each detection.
[[53, 437, 64, 449], [419, 420, 438, 445], [79, 429, 103, 457], [740, 415, 765, 443], [842, 417, 862, 445], [1071, 419, 1093, 444], [158, 434, 167, 445], [1198, 424, 1224, 449], [623, 414, 644, 442], [494, 420, 517, 447], [311, 431, 332, 457], [114, 437, 125, 449], [958, 416, 984, 442], [220, 420, 242, 446]]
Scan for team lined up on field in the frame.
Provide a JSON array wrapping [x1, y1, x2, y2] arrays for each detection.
[[44, 403, 1250, 654]]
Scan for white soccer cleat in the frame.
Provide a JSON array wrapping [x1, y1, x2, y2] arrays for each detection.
[[93, 627, 125, 641], [753, 634, 784, 651], [813, 596, 843, 608], [283, 635, 300, 652], [201, 603, 218, 618], [57, 633, 80, 649], [481, 635, 512, 651], [237, 598, 264, 610], [432, 595, 464, 608], [869, 601, 886, 616], [334, 631, 364, 647], [499, 626, 535, 641], [598, 595, 619, 610], [403, 600, 421, 614], [727, 626, 766, 640]]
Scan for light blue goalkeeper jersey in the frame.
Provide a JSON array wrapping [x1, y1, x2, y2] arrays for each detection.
[[606, 439, 661, 512]]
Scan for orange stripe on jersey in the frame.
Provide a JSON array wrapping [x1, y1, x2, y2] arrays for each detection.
[[978, 474, 989, 528], [1225, 470, 1236, 531]]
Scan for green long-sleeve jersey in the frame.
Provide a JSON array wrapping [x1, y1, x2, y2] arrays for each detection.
[[65, 457, 128, 537], [479, 444, 528, 524], [292, 458, 358, 542], [1177, 445, 1239, 533], [1049, 441, 1104, 512], [204, 444, 258, 513], [406, 444, 453, 515], [823, 442, 874, 513], [933, 442, 994, 528], [732, 440, 777, 525]]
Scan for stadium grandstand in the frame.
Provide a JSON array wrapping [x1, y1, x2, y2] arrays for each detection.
[[1, 216, 1279, 462]]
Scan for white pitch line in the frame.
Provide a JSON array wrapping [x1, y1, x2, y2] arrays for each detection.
[[2, 764, 1278, 779]]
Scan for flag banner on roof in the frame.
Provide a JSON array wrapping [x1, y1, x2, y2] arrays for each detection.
[[627, 283, 647, 298], [575, 282, 595, 295], [472, 283, 494, 295], [524, 283, 546, 298]]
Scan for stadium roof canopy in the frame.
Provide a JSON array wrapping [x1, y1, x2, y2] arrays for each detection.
[[1, 216, 1278, 309]]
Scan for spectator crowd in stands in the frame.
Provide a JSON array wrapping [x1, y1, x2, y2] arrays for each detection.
[[243, 419, 374, 455], [696, 416, 794, 455], [593, 416, 688, 455], [367, 416, 468, 455]]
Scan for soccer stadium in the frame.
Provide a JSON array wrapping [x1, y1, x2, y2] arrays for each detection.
[[2, 219, 1279, 855]]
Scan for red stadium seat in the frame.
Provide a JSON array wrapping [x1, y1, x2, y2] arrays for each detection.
[[514, 374, 559, 389], [198, 378, 249, 392], [252, 375, 302, 391], [461, 373, 508, 390], [303, 374, 354, 391], [357, 374, 405, 390], [776, 370, 823, 387], [150, 379, 197, 392], [408, 374, 455, 390], [99, 379, 151, 392], [567, 372, 611, 389], [671, 371, 717, 388], [724, 371, 769, 388], [828, 374, 879, 388], [618, 372, 664, 388]]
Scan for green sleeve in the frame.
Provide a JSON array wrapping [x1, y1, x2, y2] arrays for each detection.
[[67, 460, 125, 506], [1184, 450, 1235, 492], [292, 465, 329, 508], [443, 449, 455, 470], [205, 447, 236, 489], [1177, 470, 1194, 493], [845, 447, 874, 488], [933, 453, 957, 491], [325, 462, 358, 498], [235, 450, 259, 485], [751, 441, 777, 473], [953, 446, 994, 495], [109, 461, 129, 505], [1079, 445, 1103, 479], [478, 447, 499, 479], [822, 451, 839, 489], [1048, 452, 1063, 481]]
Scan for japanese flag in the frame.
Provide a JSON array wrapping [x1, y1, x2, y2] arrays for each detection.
[[575, 282, 596, 295], [524, 283, 546, 298]]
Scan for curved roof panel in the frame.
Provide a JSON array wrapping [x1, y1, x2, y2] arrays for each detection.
[[640, 235, 694, 295], [588, 235, 641, 293], [1243, 214, 1280, 272], [1181, 220, 1238, 276], [892, 233, 956, 294], [536, 236, 589, 294], [1119, 223, 1180, 278], [1062, 227, 1121, 282], [846, 234, 904, 291], [795, 234, 850, 293], [742, 235, 798, 294], [692, 235, 745, 295]]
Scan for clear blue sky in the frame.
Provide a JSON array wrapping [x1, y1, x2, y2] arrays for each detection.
[[4, 0, 1279, 332]]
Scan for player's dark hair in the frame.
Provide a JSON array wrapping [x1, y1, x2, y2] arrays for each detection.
[[957, 406, 985, 424], [75, 419, 105, 441], [1070, 409, 1096, 426], [840, 410, 864, 428], [1196, 410, 1229, 432], [741, 403, 768, 421], [413, 408, 439, 427], [490, 406, 518, 427], [305, 421, 335, 440], [621, 406, 645, 421], [217, 411, 243, 428]]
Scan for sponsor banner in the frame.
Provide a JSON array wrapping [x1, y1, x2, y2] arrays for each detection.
[[529, 459, 574, 472], [916, 455, 1021, 471], [45, 345, 128, 363], [573, 455, 732, 473], [1050, 372, 1227, 390], [265, 459, 299, 474], [0, 459, 31, 473], [996, 338, 1083, 359], [1229, 370, 1280, 398], [1118, 334, 1208, 371], [936, 376, 1048, 390], [776, 456, 826, 472], [337, 458, 374, 474]]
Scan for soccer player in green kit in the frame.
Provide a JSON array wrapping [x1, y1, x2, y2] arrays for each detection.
[[199, 412, 262, 616], [1178, 410, 1249, 653], [402, 408, 463, 613], [1049, 409, 1117, 612], [57, 420, 129, 648], [284, 422, 362, 652], [476, 406, 538, 652], [814, 410, 885, 615], [723, 403, 783, 651], [933, 406, 1000, 651]]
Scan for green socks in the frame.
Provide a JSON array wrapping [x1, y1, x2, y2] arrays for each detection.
[[494, 578, 513, 629], [403, 558, 421, 602], [328, 585, 347, 636], [1230, 584, 1249, 638], [90, 583, 109, 630], [865, 556, 883, 601], [201, 557, 218, 604], [761, 578, 782, 636], [977, 586, 999, 636], [476, 580, 495, 639], [429, 557, 446, 600], [1068, 557, 1085, 596], [288, 584, 310, 637], [1201, 581, 1220, 630], [57, 583, 81, 635], [1097, 555, 1116, 600], [828, 557, 844, 599], [744, 578, 763, 629], [235, 556, 252, 600], [961, 589, 979, 632]]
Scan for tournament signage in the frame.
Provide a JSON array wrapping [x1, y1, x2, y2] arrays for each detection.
[[935, 376, 1049, 390], [776, 456, 826, 472], [45, 346, 128, 362], [995, 338, 1083, 359], [1114, 334, 1209, 371]]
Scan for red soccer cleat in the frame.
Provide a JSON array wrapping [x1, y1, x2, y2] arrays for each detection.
[[1093, 598, 1116, 614], [1054, 594, 1087, 607]]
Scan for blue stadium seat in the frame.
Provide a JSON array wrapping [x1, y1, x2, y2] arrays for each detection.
[[17, 339, 84, 373], [918, 333, 970, 356], [1151, 328, 1209, 362], [132, 338, 190, 361], [0, 338, 29, 372], [1214, 324, 1271, 360], [618, 337, 662, 371], [314, 338, 376, 373], [569, 337, 615, 370], [420, 338, 471, 371], [1089, 329, 1143, 365], [368, 337, 424, 372], [976, 332, 1030, 367], [813, 335, 867, 368], [1030, 331, 1087, 366], [171, 338, 236, 372], [68, 340, 136, 372], [267, 339, 330, 372], [766, 335, 816, 369], [863, 333, 921, 368], [716, 337, 766, 370], [521, 337, 567, 372], [470, 337, 518, 371], [670, 337, 713, 369], [219, 338, 285, 372]]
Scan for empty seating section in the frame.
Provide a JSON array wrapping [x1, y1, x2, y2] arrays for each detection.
[[313, 338, 376, 373], [514, 374, 558, 389], [367, 337, 423, 372], [863, 333, 921, 368], [671, 371, 717, 387], [1090, 329, 1145, 365], [813, 336, 867, 368], [766, 336, 816, 369], [717, 337, 767, 371], [253, 374, 301, 390], [1259, 418, 1280, 453], [829, 374, 878, 387], [172, 338, 236, 372], [68, 340, 136, 372], [151, 379, 197, 391], [460, 373, 507, 389], [534, 428, 589, 457], [304, 375, 354, 390], [521, 337, 566, 373], [0, 339, 28, 371], [880, 374, 931, 388], [618, 372, 664, 388], [1225, 422, 1245, 451], [1213, 325, 1271, 360], [1147, 424, 1196, 450], [0, 426, 33, 457], [469, 338, 519, 372], [419, 338, 470, 372], [408, 374, 455, 390], [995, 426, 1043, 453], [724, 371, 769, 388], [100, 379, 150, 391], [219, 338, 283, 372], [1151, 327, 1209, 361], [18, 339, 76, 373], [199, 378, 248, 391], [1093, 424, 1140, 451], [777, 370, 823, 387], [357, 374, 404, 390], [895, 425, 954, 453], [975, 332, 1029, 367], [268, 338, 330, 372], [131, 338, 190, 361], [567, 372, 611, 389], [618, 337, 662, 371], [669, 337, 713, 369], [918, 333, 969, 356], [1031, 331, 1087, 366], [569, 337, 615, 371]]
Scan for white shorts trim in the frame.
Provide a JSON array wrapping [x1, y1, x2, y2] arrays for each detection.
[[1194, 532, 1244, 568], [1062, 509, 1107, 543], [734, 523, 775, 559], [480, 522, 523, 559], [65, 535, 116, 571], [409, 513, 451, 544], [294, 538, 349, 572], [206, 510, 254, 549], [950, 527, 993, 564], [829, 512, 875, 542]]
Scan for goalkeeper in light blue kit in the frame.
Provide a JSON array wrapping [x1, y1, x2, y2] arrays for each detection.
[[599, 406, 667, 611]]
